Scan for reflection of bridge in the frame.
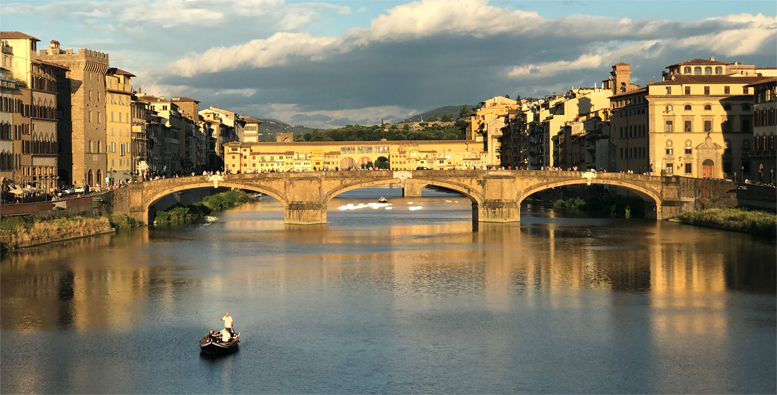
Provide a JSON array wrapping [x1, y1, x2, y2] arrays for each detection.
[[113, 170, 740, 226]]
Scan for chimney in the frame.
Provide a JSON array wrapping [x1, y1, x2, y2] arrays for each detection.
[[710, 56, 715, 61]]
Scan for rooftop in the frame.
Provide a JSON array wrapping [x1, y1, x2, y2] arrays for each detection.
[[0, 31, 40, 41], [668, 58, 730, 67], [242, 116, 263, 124], [32, 59, 68, 69], [650, 74, 772, 86], [172, 96, 200, 103], [108, 68, 136, 77]]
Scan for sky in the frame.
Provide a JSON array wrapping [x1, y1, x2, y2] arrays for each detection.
[[3, 0, 776, 128]]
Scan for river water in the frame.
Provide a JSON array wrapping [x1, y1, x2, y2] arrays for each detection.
[[1, 187, 775, 394]]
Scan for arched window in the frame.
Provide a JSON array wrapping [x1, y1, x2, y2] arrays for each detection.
[[724, 139, 732, 156], [684, 105, 692, 111], [666, 104, 673, 112], [684, 66, 691, 74], [89, 140, 93, 153], [694, 67, 702, 75], [704, 104, 712, 111], [742, 139, 751, 155], [704, 67, 712, 75], [724, 104, 731, 111], [742, 104, 750, 112]]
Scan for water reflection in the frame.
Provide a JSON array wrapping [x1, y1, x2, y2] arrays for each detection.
[[1, 190, 775, 393]]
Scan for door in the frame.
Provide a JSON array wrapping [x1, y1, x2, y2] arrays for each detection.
[[702, 159, 714, 178]]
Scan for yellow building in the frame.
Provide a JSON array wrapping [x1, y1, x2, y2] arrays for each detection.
[[224, 139, 488, 173], [612, 59, 770, 178], [467, 96, 519, 166], [105, 68, 134, 184]]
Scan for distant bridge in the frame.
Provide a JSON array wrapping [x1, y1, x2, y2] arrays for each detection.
[[112, 170, 746, 227]]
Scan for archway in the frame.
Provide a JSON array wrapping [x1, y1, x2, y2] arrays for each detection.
[[141, 181, 288, 225], [87, 170, 93, 186], [340, 157, 354, 170], [517, 179, 663, 220], [96, 170, 102, 187], [702, 159, 714, 178]]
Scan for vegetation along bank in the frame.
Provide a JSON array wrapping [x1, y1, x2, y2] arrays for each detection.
[[1, 214, 143, 251], [154, 190, 251, 225], [675, 208, 776, 239]]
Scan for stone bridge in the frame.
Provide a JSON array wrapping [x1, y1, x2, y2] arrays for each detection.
[[112, 170, 741, 227]]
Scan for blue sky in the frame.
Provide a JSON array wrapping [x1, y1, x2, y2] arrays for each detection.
[[3, 0, 776, 128]]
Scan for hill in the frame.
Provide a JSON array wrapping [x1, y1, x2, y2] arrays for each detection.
[[405, 105, 477, 122], [254, 119, 319, 141]]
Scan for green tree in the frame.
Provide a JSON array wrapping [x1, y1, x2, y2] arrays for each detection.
[[441, 113, 453, 122], [459, 105, 469, 119], [375, 157, 390, 169], [403, 123, 410, 131], [505, 94, 510, 99], [515, 94, 521, 102], [429, 113, 440, 122]]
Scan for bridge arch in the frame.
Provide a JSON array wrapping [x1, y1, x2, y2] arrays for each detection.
[[323, 178, 483, 205], [141, 181, 288, 223], [516, 178, 662, 218]]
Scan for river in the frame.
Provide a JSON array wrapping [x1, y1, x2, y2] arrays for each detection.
[[1, 187, 775, 394]]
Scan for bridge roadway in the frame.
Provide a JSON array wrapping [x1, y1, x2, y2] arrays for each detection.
[[112, 170, 740, 227]]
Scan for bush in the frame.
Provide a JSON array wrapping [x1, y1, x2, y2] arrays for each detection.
[[553, 197, 586, 210], [677, 208, 777, 239], [108, 214, 145, 229], [155, 190, 251, 225], [1, 216, 112, 249]]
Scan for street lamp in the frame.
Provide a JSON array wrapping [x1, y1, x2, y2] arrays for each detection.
[[741, 166, 745, 182]]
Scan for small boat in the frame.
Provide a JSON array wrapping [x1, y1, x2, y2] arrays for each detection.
[[378, 197, 388, 203], [199, 330, 240, 354]]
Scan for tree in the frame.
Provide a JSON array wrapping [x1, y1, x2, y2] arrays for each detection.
[[441, 113, 454, 122], [459, 105, 469, 119], [505, 94, 510, 99], [403, 123, 410, 131], [375, 157, 390, 169], [429, 113, 440, 122], [515, 94, 522, 102]]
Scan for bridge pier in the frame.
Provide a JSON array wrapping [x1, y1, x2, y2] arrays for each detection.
[[478, 200, 521, 223], [403, 183, 424, 198], [284, 202, 327, 225]]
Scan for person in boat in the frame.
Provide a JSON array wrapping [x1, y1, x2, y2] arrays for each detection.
[[221, 312, 235, 336], [208, 330, 220, 342], [220, 328, 231, 342]]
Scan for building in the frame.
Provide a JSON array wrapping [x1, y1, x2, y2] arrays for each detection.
[[749, 77, 776, 184], [137, 95, 181, 175], [553, 115, 612, 171], [105, 68, 135, 184], [38, 40, 109, 187], [131, 96, 148, 180], [467, 96, 520, 167], [611, 58, 770, 179], [199, 107, 239, 170], [224, 138, 488, 173], [1, 40, 16, 183], [0, 32, 63, 192], [242, 116, 263, 143]]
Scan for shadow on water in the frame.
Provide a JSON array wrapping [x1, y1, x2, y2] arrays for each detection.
[[199, 346, 240, 362]]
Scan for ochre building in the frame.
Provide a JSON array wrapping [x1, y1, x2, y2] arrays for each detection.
[[224, 139, 489, 172]]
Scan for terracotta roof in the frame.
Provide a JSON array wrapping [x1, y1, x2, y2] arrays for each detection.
[[610, 86, 648, 98], [745, 77, 777, 87], [108, 68, 136, 77], [106, 88, 132, 94], [668, 58, 730, 67], [171, 96, 200, 103], [0, 31, 40, 41], [138, 95, 168, 103], [31, 59, 67, 69], [242, 116, 263, 123], [649, 74, 771, 86], [614, 62, 630, 66]]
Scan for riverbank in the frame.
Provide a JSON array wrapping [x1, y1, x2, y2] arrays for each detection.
[[155, 190, 251, 225], [552, 196, 643, 218], [1, 216, 111, 251], [675, 208, 777, 239]]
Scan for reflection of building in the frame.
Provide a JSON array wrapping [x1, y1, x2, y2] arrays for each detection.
[[224, 137, 488, 172], [748, 77, 776, 184]]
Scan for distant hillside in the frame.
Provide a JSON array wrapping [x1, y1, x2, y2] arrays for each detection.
[[405, 105, 477, 122], [255, 119, 319, 141]]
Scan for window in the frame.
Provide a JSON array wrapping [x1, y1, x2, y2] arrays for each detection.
[[685, 86, 691, 95], [724, 104, 731, 111], [665, 163, 674, 175], [666, 87, 672, 95], [742, 104, 750, 111], [685, 148, 692, 155], [743, 87, 749, 94], [724, 86, 730, 94], [120, 143, 125, 156], [684, 120, 692, 132], [685, 163, 692, 174], [119, 113, 122, 122], [665, 120, 673, 133], [715, 67, 723, 75], [694, 67, 702, 75], [704, 120, 712, 132], [684, 105, 691, 111], [704, 86, 710, 95], [704, 104, 711, 111], [704, 67, 712, 75], [111, 112, 114, 122], [742, 119, 750, 133], [684, 67, 691, 74], [666, 105, 673, 112]]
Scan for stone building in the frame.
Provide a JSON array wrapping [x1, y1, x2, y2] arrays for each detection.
[[467, 96, 520, 167], [137, 94, 181, 175], [0, 32, 63, 192], [0, 41, 15, 182], [748, 77, 776, 184], [38, 40, 109, 187], [611, 57, 771, 179], [224, 139, 488, 173], [105, 68, 135, 184], [130, 97, 148, 180], [242, 116, 263, 143]]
